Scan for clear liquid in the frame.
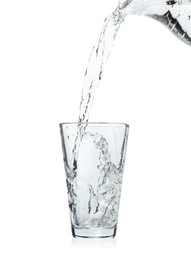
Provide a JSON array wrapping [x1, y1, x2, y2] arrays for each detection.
[[67, 130, 127, 228], [68, 0, 191, 229], [79, 0, 191, 124]]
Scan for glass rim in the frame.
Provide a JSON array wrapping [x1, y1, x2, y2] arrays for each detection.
[[59, 122, 129, 128]]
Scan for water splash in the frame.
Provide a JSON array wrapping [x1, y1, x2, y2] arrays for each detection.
[[67, 130, 127, 228]]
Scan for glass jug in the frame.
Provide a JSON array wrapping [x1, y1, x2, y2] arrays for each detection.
[[117, 0, 191, 45]]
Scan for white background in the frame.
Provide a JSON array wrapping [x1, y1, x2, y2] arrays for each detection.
[[0, 0, 191, 259]]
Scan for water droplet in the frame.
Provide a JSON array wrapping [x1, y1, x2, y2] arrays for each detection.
[[188, 15, 191, 20]]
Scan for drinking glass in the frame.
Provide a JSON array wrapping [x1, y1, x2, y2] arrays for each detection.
[[59, 122, 129, 238]]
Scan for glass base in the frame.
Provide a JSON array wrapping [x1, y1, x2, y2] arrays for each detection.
[[72, 226, 117, 239]]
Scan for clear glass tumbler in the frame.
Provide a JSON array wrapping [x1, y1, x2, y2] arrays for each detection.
[[59, 122, 129, 238]]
